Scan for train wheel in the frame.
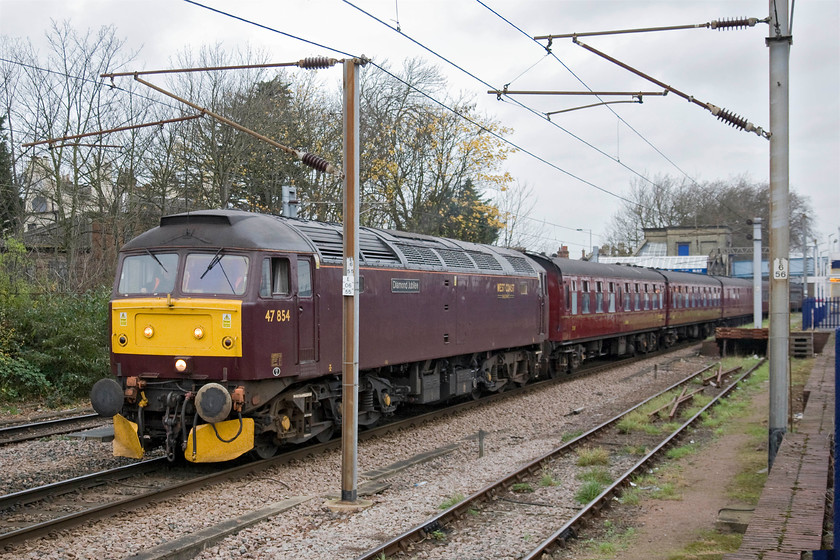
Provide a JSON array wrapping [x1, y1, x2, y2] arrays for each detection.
[[316, 426, 335, 443], [568, 353, 581, 374], [252, 434, 279, 459], [358, 410, 382, 429]]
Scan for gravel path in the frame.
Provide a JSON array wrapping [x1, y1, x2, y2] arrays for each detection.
[[1, 348, 707, 560]]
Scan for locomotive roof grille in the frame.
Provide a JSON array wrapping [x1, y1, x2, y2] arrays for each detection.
[[292, 223, 344, 260], [358, 232, 401, 264], [467, 251, 504, 271], [292, 222, 401, 264], [435, 248, 476, 269], [504, 255, 535, 274], [396, 243, 443, 267]]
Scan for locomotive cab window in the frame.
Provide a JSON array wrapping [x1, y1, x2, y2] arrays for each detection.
[[183, 253, 249, 296], [118, 252, 179, 295], [297, 258, 312, 297], [260, 258, 290, 298]]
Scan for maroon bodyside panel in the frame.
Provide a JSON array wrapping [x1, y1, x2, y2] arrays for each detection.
[[313, 265, 543, 376]]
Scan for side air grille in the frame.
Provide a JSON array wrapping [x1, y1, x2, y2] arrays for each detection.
[[504, 255, 535, 274], [434, 248, 476, 269]]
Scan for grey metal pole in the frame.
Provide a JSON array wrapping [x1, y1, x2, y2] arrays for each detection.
[[767, 0, 791, 469], [341, 58, 360, 503], [752, 218, 763, 328]]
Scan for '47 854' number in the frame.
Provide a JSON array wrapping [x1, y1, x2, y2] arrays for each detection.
[[265, 309, 291, 322]]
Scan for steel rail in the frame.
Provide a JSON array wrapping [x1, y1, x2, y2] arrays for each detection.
[[0, 344, 696, 547], [0, 413, 102, 445], [0, 457, 169, 512], [354, 359, 722, 560], [520, 359, 766, 559]]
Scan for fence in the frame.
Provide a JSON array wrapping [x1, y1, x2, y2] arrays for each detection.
[[802, 297, 840, 329]]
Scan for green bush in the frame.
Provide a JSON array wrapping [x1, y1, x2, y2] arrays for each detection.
[[20, 289, 110, 396], [0, 353, 49, 400], [0, 264, 110, 404]]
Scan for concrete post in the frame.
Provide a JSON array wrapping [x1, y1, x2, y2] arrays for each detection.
[[767, 0, 791, 469], [341, 58, 360, 503], [752, 218, 763, 328]]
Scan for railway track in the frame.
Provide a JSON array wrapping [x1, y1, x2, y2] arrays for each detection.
[[0, 343, 699, 548], [354, 358, 765, 560], [0, 413, 104, 446]]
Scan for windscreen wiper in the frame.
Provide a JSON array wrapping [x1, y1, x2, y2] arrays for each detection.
[[200, 248, 224, 279], [145, 249, 168, 273]]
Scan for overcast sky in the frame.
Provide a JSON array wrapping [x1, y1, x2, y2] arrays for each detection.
[[2, 0, 838, 255]]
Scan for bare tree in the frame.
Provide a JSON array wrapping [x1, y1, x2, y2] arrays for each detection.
[[3, 21, 150, 289], [493, 180, 546, 250], [358, 59, 510, 241], [606, 174, 814, 253]]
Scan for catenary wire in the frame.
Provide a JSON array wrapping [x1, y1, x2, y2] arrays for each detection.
[[341, 0, 661, 194], [181, 0, 646, 209], [474, 0, 701, 189], [0, 56, 184, 115], [3, 26, 601, 249], [474, 1, 760, 225]]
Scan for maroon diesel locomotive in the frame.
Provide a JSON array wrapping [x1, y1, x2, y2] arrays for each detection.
[[90, 209, 752, 463], [91, 210, 546, 462]]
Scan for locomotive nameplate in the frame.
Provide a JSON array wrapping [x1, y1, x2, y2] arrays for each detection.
[[497, 282, 515, 299], [391, 278, 420, 293]]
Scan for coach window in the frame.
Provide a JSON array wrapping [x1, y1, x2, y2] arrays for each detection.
[[581, 280, 590, 314], [260, 258, 291, 298], [634, 283, 640, 311], [624, 283, 631, 311], [643, 284, 650, 310], [608, 282, 616, 313], [570, 280, 578, 315], [595, 281, 603, 313]]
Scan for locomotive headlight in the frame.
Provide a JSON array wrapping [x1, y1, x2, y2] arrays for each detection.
[[175, 358, 188, 373], [143, 326, 154, 339], [193, 326, 205, 340]]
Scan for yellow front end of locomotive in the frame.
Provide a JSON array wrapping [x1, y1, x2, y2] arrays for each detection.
[[185, 418, 255, 463], [111, 298, 243, 357]]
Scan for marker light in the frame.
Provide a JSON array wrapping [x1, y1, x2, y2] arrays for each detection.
[[222, 336, 234, 349], [175, 359, 188, 373], [193, 326, 204, 340], [118, 334, 128, 346], [143, 326, 154, 339]]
